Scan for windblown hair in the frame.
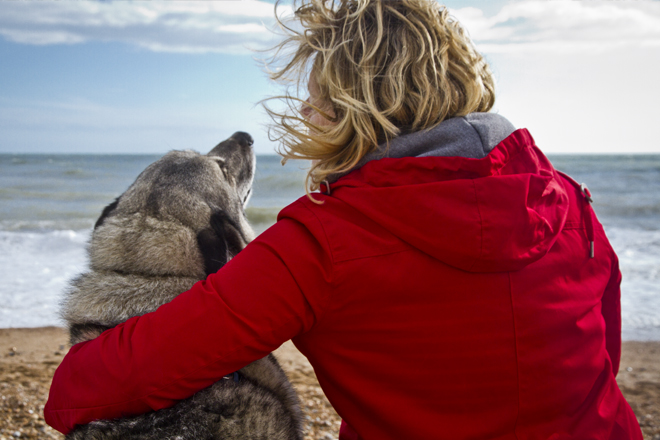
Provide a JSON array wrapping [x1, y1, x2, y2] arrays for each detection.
[[263, 0, 496, 195]]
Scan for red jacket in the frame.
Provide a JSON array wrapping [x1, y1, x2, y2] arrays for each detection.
[[45, 129, 642, 439]]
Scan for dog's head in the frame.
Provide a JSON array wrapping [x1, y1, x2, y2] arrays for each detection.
[[90, 131, 256, 279]]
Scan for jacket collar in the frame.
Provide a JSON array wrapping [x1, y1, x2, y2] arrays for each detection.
[[328, 112, 515, 183]]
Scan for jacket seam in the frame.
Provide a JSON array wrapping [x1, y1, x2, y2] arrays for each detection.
[[296, 200, 337, 326], [508, 272, 521, 440], [257, 239, 321, 327], [564, 224, 604, 231], [464, 116, 488, 156], [297, 199, 336, 266], [467, 180, 485, 271], [334, 247, 414, 264]]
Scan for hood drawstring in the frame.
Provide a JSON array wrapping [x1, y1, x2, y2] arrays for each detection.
[[557, 172, 596, 259], [580, 183, 595, 258]]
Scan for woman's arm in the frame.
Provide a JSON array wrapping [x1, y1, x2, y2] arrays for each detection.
[[45, 204, 333, 434]]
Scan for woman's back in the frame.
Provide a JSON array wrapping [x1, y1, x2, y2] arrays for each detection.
[[251, 120, 640, 439]]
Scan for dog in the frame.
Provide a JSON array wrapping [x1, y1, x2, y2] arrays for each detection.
[[60, 132, 304, 440]]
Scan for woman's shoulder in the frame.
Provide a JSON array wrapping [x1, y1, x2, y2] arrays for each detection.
[[275, 195, 411, 265]]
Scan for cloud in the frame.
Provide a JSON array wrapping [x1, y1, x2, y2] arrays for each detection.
[[450, 1, 660, 53], [0, 0, 291, 54], [0, 0, 660, 53], [2, 0, 659, 54]]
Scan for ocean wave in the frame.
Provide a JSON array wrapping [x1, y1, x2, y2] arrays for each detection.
[[597, 202, 660, 218], [0, 219, 95, 232], [607, 227, 660, 260], [253, 174, 306, 192], [246, 206, 281, 227], [623, 313, 660, 329], [62, 168, 88, 177], [0, 229, 90, 328], [0, 187, 116, 202], [10, 158, 27, 165]]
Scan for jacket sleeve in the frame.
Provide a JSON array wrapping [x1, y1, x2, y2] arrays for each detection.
[[44, 203, 333, 435], [601, 236, 623, 376]]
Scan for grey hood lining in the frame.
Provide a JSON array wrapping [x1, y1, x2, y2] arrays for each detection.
[[327, 112, 516, 183]]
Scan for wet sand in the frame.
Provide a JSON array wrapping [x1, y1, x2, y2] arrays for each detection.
[[0, 327, 658, 440]]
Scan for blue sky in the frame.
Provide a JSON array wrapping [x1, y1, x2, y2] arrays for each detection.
[[1, 0, 659, 155]]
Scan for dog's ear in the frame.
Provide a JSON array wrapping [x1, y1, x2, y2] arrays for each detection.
[[196, 211, 249, 276], [94, 197, 120, 229]]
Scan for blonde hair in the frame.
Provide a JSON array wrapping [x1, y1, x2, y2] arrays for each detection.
[[263, 0, 495, 196]]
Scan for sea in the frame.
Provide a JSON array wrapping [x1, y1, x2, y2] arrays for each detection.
[[0, 153, 659, 341]]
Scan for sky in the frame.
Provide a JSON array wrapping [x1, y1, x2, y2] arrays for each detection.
[[0, 0, 659, 155]]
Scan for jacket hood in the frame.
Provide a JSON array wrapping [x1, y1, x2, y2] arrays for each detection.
[[327, 121, 569, 273]]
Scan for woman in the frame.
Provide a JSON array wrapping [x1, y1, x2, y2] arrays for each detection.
[[45, 1, 643, 438]]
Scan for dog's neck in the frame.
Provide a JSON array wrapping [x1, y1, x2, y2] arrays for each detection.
[[61, 271, 200, 329]]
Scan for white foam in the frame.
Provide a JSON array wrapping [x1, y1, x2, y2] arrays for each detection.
[[606, 227, 660, 340], [0, 229, 90, 328]]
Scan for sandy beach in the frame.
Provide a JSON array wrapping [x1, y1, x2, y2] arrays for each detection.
[[0, 327, 658, 440]]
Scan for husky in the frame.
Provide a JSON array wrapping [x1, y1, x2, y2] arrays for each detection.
[[60, 132, 303, 440]]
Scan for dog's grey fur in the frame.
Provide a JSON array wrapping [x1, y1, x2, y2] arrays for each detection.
[[60, 132, 303, 440]]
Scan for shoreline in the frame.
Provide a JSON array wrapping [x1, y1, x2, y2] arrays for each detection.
[[1, 327, 658, 439]]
